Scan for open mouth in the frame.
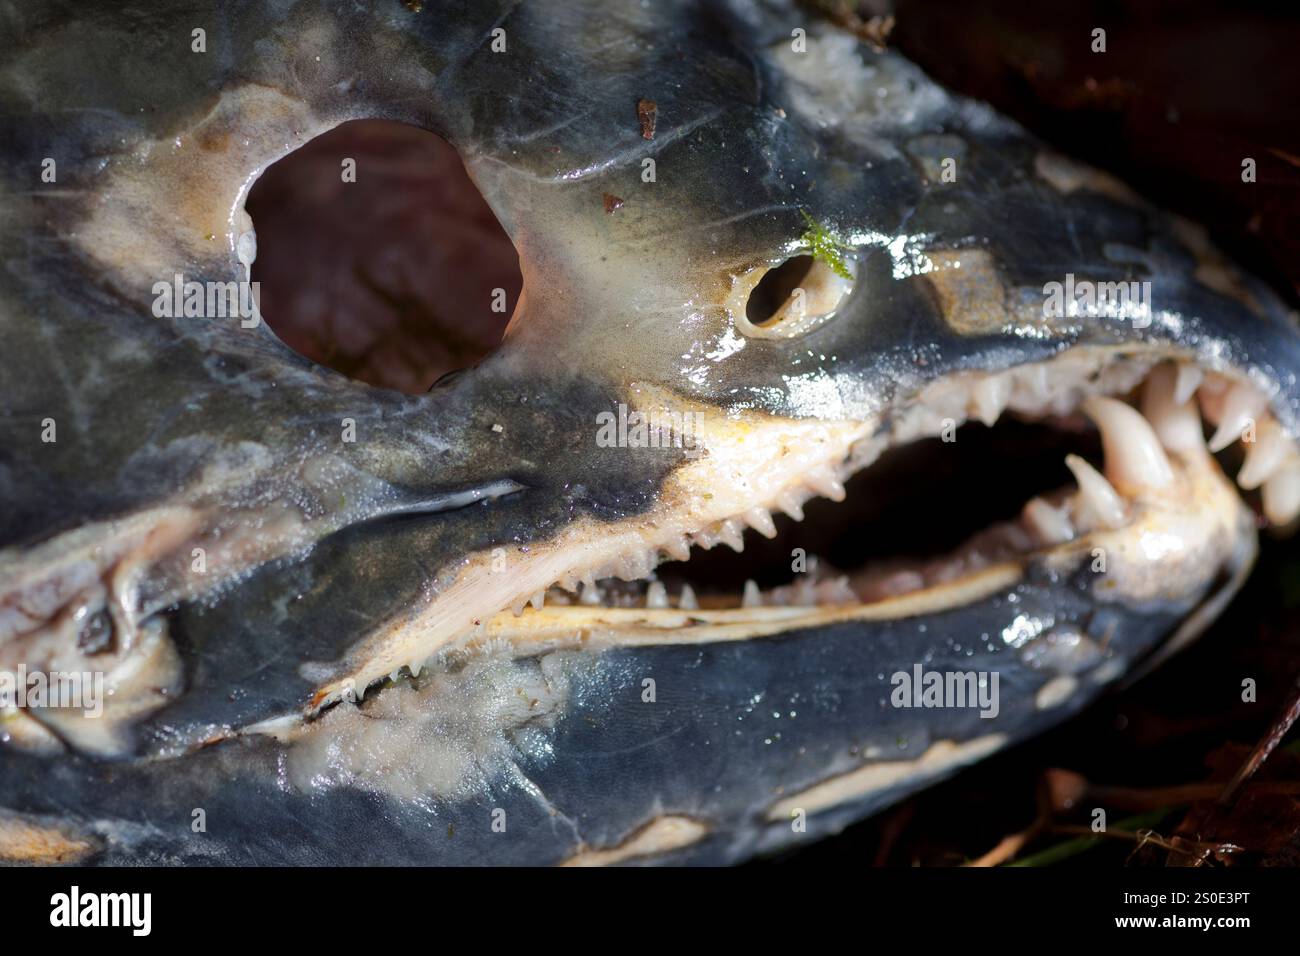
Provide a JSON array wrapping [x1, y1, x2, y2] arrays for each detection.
[[323, 346, 1293, 705]]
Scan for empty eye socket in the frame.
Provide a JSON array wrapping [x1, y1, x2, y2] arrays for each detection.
[[245, 119, 521, 394], [731, 253, 854, 339]]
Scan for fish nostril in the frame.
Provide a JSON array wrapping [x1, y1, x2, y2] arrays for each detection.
[[244, 118, 521, 394], [732, 254, 855, 339], [746, 254, 814, 326]]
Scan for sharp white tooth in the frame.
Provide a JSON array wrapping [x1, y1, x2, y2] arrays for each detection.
[[806, 467, 846, 502], [1022, 498, 1074, 546], [646, 581, 669, 608], [1082, 395, 1174, 492], [408, 661, 423, 677], [1208, 381, 1266, 452], [1140, 364, 1205, 455], [744, 508, 777, 539], [970, 375, 1011, 427], [511, 598, 527, 616], [1173, 363, 1203, 405], [678, 583, 698, 610], [664, 536, 691, 562], [777, 490, 805, 521], [1263, 460, 1300, 525], [1238, 417, 1290, 490], [742, 579, 762, 608], [719, 519, 746, 552], [529, 590, 545, 611], [1065, 453, 1127, 530], [580, 583, 603, 606], [693, 528, 719, 549], [389, 669, 402, 682]]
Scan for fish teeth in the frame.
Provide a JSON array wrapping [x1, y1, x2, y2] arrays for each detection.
[[776, 490, 805, 521], [1140, 363, 1205, 455], [663, 535, 691, 562], [1065, 453, 1127, 530], [511, 598, 527, 616], [529, 590, 545, 611], [1238, 417, 1291, 490], [805, 466, 846, 502], [579, 582, 603, 606], [1081, 395, 1174, 493], [794, 577, 819, 606], [645, 581, 669, 609], [1208, 381, 1265, 452], [1022, 497, 1075, 546], [1263, 460, 1300, 526], [970, 375, 1010, 427], [744, 507, 777, 539], [719, 519, 746, 552], [741, 579, 762, 608], [677, 583, 699, 610], [819, 576, 856, 604], [1173, 363, 1203, 405]]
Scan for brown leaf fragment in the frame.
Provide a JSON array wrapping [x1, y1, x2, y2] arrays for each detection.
[[636, 98, 657, 140], [602, 193, 624, 214]]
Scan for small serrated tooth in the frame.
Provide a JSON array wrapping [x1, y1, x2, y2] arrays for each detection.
[[664, 535, 691, 562], [971, 375, 1011, 427], [389, 669, 402, 683], [511, 598, 528, 616], [776, 490, 805, 522], [646, 581, 669, 609], [528, 590, 545, 611], [1173, 363, 1203, 405], [1208, 381, 1266, 452], [806, 467, 846, 502], [1263, 459, 1300, 526], [744, 508, 777, 539], [719, 519, 745, 552], [741, 579, 762, 608], [693, 528, 719, 550], [1140, 363, 1205, 455], [794, 578, 818, 606], [677, 583, 698, 610], [1238, 417, 1290, 490], [580, 582, 603, 606], [1082, 395, 1174, 492], [408, 661, 423, 678], [820, 576, 856, 605], [559, 573, 580, 593], [1065, 453, 1126, 530], [1022, 497, 1075, 546]]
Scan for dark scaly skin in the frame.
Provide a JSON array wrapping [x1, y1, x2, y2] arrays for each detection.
[[0, 0, 1295, 864]]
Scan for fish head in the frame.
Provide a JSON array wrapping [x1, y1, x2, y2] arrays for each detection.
[[1, 0, 1297, 864]]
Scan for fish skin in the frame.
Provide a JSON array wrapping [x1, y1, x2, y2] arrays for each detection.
[[0, 0, 1296, 863]]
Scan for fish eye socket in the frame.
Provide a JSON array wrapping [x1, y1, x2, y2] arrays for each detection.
[[731, 254, 854, 339], [245, 119, 521, 394]]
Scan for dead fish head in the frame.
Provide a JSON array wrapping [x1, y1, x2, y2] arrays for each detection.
[[2, 1, 1298, 864]]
